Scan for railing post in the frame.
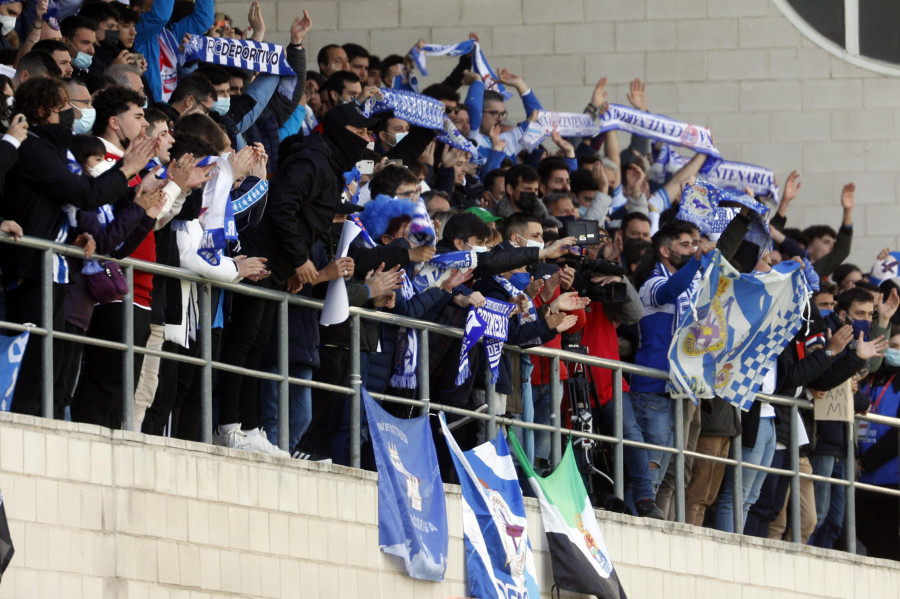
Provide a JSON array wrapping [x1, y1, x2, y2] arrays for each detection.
[[121, 265, 134, 431], [349, 314, 361, 469], [732, 404, 744, 533], [674, 396, 686, 524], [199, 283, 212, 444], [845, 420, 856, 553], [789, 403, 801, 543], [277, 298, 290, 452], [486, 362, 497, 441], [613, 367, 624, 501], [40, 250, 53, 419], [417, 328, 430, 417], [550, 356, 562, 469]]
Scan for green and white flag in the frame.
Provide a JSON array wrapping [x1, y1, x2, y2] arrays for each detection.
[[508, 430, 627, 599]]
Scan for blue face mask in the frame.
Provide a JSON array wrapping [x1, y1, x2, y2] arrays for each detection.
[[509, 272, 531, 291], [885, 347, 900, 367], [211, 96, 231, 116], [819, 309, 833, 318], [578, 204, 587, 217], [852, 318, 872, 340], [72, 51, 93, 71]]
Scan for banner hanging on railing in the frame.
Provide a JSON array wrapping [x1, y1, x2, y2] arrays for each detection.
[[0, 331, 29, 412], [363, 389, 448, 580], [456, 297, 515, 386]]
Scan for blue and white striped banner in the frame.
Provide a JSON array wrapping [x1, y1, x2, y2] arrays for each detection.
[[520, 111, 599, 152], [598, 104, 721, 159], [700, 158, 779, 201], [179, 36, 296, 76], [457, 297, 515, 386], [410, 40, 511, 100]]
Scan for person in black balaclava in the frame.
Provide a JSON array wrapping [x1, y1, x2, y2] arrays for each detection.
[[212, 102, 379, 456]]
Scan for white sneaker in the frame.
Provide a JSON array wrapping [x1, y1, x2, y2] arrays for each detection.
[[213, 425, 246, 449], [242, 428, 291, 458]]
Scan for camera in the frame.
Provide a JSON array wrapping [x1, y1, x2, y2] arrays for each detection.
[[573, 260, 628, 303], [562, 219, 601, 246]]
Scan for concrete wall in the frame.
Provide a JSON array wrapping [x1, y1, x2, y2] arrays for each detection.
[[1, 412, 899, 598], [219, 0, 900, 266]]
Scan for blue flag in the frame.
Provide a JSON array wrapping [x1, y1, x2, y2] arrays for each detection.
[[440, 416, 541, 599], [667, 250, 810, 410], [363, 389, 448, 581], [0, 331, 29, 412]]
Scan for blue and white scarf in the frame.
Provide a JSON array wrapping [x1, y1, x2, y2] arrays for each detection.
[[700, 157, 780, 201], [197, 157, 237, 266], [678, 178, 772, 254], [390, 273, 419, 390], [363, 90, 485, 164], [231, 178, 269, 215], [437, 116, 485, 165], [390, 202, 435, 390], [179, 36, 297, 76], [408, 199, 436, 247], [411, 250, 476, 293], [598, 104, 721, 159], [520, 111, 599, 152], [457, 297, 515, 386], [493, 275, 541, 346], [410, 40, 511, 100]]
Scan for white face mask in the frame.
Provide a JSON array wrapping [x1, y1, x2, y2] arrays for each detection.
[[468, 242, 488, 253], [525, 239, 545, 250], [5, 95, 13, 109], [0, 15, 16, 37], [221, 151, 232, 161]]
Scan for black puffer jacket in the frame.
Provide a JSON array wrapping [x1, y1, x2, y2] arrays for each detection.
[[1, 124, 130, 282], [240, 133, 350, 283]]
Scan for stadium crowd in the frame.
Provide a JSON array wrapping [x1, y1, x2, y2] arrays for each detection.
[[0, 0, 897, 561]]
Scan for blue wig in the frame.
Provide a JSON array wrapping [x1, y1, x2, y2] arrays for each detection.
[[358, 194, 419, 240]]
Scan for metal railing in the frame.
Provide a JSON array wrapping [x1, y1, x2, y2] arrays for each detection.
[[2, 232, 899, 553]]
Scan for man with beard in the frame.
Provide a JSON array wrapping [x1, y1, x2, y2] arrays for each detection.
[[213, 102, 379, 456]]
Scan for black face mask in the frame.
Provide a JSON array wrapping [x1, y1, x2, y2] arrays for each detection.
[[58, 107, 75, 130], [557, 215, 575, 223], [669, 251, 690, 270], [517, 191, 538, 213], [323, 125, 369, 171]]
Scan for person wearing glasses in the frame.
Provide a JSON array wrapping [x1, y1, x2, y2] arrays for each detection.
[[464, 67, 542, 162], [156, 73, 217, 122]]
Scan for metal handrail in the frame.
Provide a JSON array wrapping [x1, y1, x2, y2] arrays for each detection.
[[2, 231, 898, 553]]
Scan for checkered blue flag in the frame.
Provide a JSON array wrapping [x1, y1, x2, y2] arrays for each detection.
[[667, 250, 810, 410]]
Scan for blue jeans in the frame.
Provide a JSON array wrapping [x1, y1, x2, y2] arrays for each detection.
[[258, 364, 314, 452], [514, 358, 536, 465], [628, 391, 675, 493], [600, 394, 654, 503], [713, 417, 777, 533], [532, 380, 561, 462], [808, 455, 846, 549]]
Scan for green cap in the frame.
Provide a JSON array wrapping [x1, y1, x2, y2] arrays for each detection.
[[465, 206, 503, 223]]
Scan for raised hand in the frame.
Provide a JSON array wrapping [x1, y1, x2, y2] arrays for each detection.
[[365, 263, 403, 298], [591, 77, 608, 109], [7, 114, 28, 143], [453, 291, 486, 309], [878, 287, 900, 325], [780, 170, 801, 207], [626, 78, 647, 112], [856, 333, 887, 360], [291, 10, 312, 45], [826, 324, 853, 355], [441, 268, 473, 291], [841, 182, 856, 211], [498, 68, 527, 94], [540, 236, 577, 260], [247, 1, 266, 41], [551, 127, 575, 159]]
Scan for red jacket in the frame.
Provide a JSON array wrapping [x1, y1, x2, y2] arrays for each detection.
[[529, 287, 587, 385], [580, 304, 629, 406]]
